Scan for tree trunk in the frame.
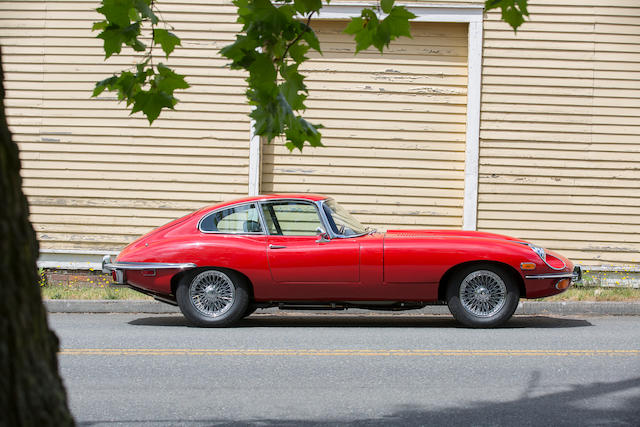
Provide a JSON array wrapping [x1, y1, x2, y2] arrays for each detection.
[[0, 47, 74, 425]]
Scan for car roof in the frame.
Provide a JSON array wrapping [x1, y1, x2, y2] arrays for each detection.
[[201, 193, 329, 212]]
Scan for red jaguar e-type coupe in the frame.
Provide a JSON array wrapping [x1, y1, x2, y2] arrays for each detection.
[[103, 194, 581, 328]]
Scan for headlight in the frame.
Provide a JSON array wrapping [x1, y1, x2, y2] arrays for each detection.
[[529, 244, 546, 261]]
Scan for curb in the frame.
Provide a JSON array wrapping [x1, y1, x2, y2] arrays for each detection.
[[44, 300, 640, 316]]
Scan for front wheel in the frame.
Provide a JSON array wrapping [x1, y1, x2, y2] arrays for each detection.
[[176, 268, 249, 327], [446, 265, 520, 328]]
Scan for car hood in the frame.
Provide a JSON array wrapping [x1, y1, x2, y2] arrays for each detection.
[[384, 229, 525, 243]]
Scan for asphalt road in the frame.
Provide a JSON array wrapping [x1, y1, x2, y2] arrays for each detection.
[[50, 313, 640, 426]]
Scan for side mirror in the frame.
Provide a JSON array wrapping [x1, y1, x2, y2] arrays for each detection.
[[315, 227, 331, 243]]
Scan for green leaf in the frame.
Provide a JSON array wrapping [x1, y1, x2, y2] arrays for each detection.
[[288, 42, 309, 64], [380, 0, 394, 14], [248, 53, 277, 94], [132, 90, 175, 124], [293, 0, 322, 14], [503, 6, 525, 30], [284, 115, 322, 151], [301, 29, 321, 54], [130, 38, 146, 52], [344, 17, 365, 35], [96, 0, 135, 28], [156, 63, 190, 94], [97, 28, 127, 58], [372, 20, 391, 52], [134, 0, 158, 25], [251, 103, 280, 139], [484, 0, 529, 31], [154, 28, 181, 58], [115, 71, 140, 103], [92, 21, 108, 31], [278, 64, 306, 111], [384, 6, 415, 39], [92, 76, 118, 97]]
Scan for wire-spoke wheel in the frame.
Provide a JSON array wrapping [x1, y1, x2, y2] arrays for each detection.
[[189, 270, 236, 317], [177, 268, 249, 327], [447, 265, 519, 328], [459, 270, 507, 317]]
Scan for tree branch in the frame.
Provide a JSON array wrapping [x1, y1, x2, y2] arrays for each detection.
[[278, 12, 315, 64]]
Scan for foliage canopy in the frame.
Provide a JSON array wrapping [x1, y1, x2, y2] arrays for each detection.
[[93, 0, 528, 150]]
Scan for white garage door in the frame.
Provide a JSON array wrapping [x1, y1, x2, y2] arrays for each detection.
[[261, 21, 469, 231]]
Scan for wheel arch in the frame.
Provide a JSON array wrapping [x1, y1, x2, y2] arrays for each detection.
[[171, 266, 255, 301], [437, 260, 525, 301]]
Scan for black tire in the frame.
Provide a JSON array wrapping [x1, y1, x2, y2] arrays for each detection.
[[176, 268, 249, 327], [242, 304, 259, 318], [446, 264, 520, 328]]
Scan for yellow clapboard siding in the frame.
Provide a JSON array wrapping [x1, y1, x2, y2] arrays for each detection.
[[263, 182, 463, 199], [23, 178, 248, 194], [27, 196, 208, 212], [31, 214, 176, 228], [491, 221, 640, 236], [30, 205, 190, 219], [18, 151, 247, 167], [479, 176, 639, 190], [36, 232, 142, 247], [481, 202, 640, 216], [22, 186, 246, 202], [480, 210, 640, 226], [475, 226, 640, 245], [1, 1, 250, 251], [21, 169, 249, 185], [265, 164, 463, 180], [21, 160, 247, 176], [10, 124, 249, 139], [263, 174, 464, 190], [480, 166, 640, 181], [478, 183, 635, 198], [479, 193, 640, 208], [3, 0, 639, 263], [262, 155, 465, 170]]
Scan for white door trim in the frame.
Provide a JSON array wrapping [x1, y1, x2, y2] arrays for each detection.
[[248, 2, 484, 230]]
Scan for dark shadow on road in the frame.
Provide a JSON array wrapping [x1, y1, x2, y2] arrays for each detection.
[[76, 375, 640, 426], [128, 314, 592, 329]]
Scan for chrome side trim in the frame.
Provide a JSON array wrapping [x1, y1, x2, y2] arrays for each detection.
[[103, 261, 197, 272], [525, 273, 573, 280]]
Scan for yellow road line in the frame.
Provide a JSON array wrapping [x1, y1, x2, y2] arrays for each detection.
[[59, 348, 640, 357]]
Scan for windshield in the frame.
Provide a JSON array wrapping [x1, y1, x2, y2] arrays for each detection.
[[322, 199, 367, 237]]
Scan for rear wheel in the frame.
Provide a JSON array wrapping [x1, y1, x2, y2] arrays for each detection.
[[446, 265, 519, 328], [176, 268, 249, 327], [242, 304, 259, 318]]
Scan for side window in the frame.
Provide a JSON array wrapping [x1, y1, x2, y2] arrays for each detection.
[[261, 202, 323, 236], [200, 204, 262, 233]]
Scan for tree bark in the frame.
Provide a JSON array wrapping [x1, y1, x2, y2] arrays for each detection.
[[0, 47, 74, 425]]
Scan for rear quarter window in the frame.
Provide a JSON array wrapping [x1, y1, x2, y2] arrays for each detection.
[[200, 204, 262, 233]]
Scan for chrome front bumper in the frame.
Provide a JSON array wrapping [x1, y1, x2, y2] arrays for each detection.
[[525, 266, 582, 282]]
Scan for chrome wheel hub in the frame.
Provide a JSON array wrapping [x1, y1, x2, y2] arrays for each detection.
[[459, 270, 507, 317], [189, 271, 235, 317]]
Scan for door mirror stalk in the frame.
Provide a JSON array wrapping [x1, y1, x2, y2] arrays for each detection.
[[315, 227, 331, 243]]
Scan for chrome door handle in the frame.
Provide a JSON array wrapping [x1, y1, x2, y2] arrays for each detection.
[[269, 244, 287, 249]]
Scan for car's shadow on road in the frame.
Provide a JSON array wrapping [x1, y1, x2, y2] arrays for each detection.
[[128, 314, 592, 329], [77, 375, 640, 426]]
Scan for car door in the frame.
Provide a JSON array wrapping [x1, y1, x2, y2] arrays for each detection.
[[261, 200, 360, 284]]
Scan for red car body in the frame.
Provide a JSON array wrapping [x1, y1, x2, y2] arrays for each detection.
[[104, 194, 580, 327]]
